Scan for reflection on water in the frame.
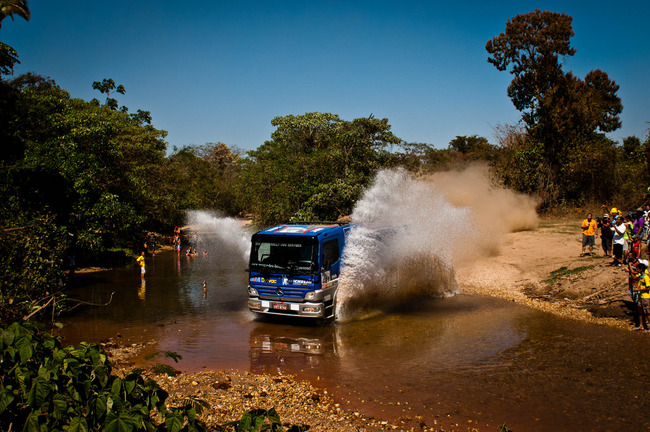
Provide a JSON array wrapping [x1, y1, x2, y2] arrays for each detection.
[[58, 252, 650, 432]]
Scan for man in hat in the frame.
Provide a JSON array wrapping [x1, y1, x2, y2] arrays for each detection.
[[598, 214, 613, 257]]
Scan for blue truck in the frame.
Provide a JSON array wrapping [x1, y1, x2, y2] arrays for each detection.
[[247, 222, 353, 320]]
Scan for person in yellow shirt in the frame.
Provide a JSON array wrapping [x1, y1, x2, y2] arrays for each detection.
[[633, 261, 650, 331], [581, 213, 598, 257], [136, 251, 146, 280]]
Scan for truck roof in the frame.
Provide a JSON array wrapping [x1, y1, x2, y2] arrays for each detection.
[[255, 223, 351, 238]]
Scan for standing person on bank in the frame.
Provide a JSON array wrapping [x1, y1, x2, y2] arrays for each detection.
[[581, 213, 598, 257], [598, 214, 613, 257], [633, 261, 650, 331], [136, 251, 146, 280], [612, 216, 627, 266]]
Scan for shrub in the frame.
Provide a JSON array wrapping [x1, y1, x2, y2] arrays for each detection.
[[0, 321, 206, 432]]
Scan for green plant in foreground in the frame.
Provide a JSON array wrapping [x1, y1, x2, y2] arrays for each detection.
[[224, 408, 309, 432], [0, 321, 206, 432], [145, 350, 184, 376], [543, 265, 595, 285]]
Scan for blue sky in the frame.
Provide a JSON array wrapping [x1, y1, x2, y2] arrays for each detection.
[[2, 1, 648, 152]]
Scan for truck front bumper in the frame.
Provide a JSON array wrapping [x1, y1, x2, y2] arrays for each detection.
[[248, 297, 327, 318]]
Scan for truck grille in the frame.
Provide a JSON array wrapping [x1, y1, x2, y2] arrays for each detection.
[[256, 286, 308, 300]]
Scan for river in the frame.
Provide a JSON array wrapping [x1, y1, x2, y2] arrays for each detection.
[[57, 250, 650, 432]]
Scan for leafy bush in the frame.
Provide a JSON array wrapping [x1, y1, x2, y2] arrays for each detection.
[[0, 321, 206, 432], [224, 408, 309, 432]]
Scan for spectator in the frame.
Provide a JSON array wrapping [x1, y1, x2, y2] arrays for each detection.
[[627, 253, 642, 329], [633, 261, 650, 331], [623, 213, 635, 263], [612, 216, 626, 266], [598, 214, 613, 257], [581, 213, 598, 257]]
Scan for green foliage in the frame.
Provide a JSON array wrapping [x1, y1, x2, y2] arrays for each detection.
[[0, 74, 174, 324], [238, 112, 401, 225], [0, 41, 20, 76], [448, 135, 500, 162], [144, 351, 184, 377], [0, 211, 68, 324], [92, 77, 127, 111], [224, 408, 309, 432], [0, 0, 31, 29], [0, 321, 207, 432], [164, 143, 243, 218], [486, 10, 623, 206]]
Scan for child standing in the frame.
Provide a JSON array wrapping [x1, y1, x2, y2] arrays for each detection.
[[633, 261, 650, 331], [136, 251, 146, 280]]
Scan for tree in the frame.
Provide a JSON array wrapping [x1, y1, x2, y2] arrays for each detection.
[[163, 143, 242, 217], [0, 41, 19, 76], [486, 9, 623, 205], [92, 77, 127, 111], [0, 0, 30, 28], [0, 0, 31, 77], [238, 112, 400, 225], [448, 135, 499, 161]]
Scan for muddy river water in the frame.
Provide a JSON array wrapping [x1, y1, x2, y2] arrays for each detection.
[[58, 251, 650, 431]]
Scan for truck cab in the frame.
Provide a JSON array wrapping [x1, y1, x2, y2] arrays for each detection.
[[247, 222, 352, 320]]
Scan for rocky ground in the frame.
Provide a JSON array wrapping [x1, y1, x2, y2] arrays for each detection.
[[103, 217, 635, 432], [104, 342, 410, 431]]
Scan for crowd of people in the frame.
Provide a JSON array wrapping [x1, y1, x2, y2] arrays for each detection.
[[581, 205, 650, 331]]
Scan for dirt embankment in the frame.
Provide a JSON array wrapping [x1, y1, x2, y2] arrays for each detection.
[[457, 218, 634, 329]]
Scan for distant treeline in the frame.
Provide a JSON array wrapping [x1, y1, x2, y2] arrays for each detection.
[[1, 8, 649, 325]]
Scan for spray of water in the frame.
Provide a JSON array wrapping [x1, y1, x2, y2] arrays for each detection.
[[185, 210, 251, 261], [336, 165, 538, 320]]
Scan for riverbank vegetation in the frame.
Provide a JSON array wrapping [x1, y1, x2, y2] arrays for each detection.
[[1, 7, 649, 327]]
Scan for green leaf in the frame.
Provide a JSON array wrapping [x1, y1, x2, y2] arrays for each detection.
[[124, 377, 136, 396], [0, 386, 15, 415], [1, 327, 16, 349], [15, 336, 34, 363], [106, 411, 135, 432], [23, 410, 40, 432], [52, 394, 69, 418], [236, 411, 253, 431], [111, 377, 122, 395], [27, 376, 52, 408], [165, 412, 184, 432], [68, 416, 89, 432], [91, 394, 108, 420], [267, 408, 280, 425]]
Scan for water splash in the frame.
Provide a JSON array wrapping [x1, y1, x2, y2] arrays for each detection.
[[336, 169, 469, 320], [185, 210, 252, 261]]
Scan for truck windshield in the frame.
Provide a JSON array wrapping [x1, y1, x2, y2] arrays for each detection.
[[249, 238, 317, 275]]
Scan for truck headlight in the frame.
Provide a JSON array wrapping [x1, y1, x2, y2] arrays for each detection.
[[248, 287, 258, 296], [303, 306, 321, 313], [305, 291, 316, 300], [248, 300, 261, 309]]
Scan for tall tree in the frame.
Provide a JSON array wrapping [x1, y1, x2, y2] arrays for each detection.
[[486, 10, 622, 151], [486, 9, 623, 205]]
